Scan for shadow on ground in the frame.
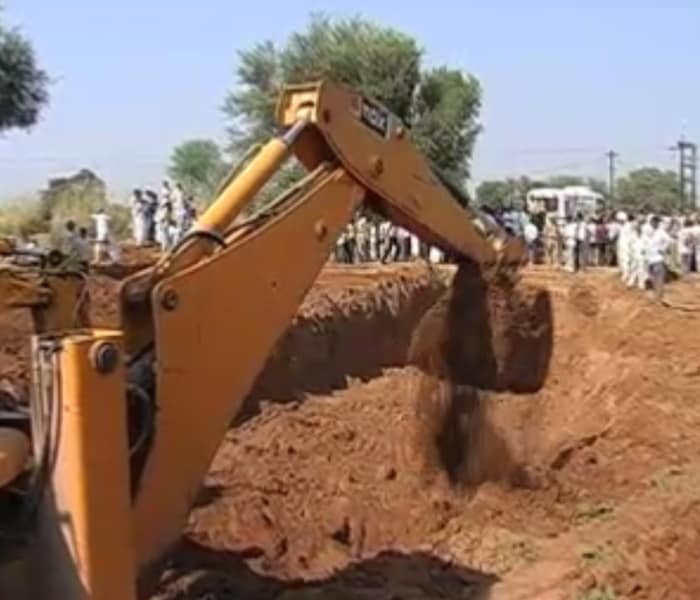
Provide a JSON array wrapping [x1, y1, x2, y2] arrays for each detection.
[[148, 542, 498, 600]]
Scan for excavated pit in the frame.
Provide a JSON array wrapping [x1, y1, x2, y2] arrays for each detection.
[[151, 268, 700, 600], [2, 262, 700, 599]]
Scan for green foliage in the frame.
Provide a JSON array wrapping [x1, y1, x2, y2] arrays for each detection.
[[223, 14, 481, 201], [475, 180, 511, 209], [0, 197, 44, 236], [412, 67, 482, 182], [106, 203, 132, 240], [0, 169, 133, 243], [476, 176, 545, 209], [0, 17, 49, 132], [616, 167, 681, 212], [168, 139, 227, 202]]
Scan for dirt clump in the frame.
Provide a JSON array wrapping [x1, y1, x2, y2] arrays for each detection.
[[407, 262, 553, 393]]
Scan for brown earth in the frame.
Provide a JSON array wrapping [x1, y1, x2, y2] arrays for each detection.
[[2, 262, 700, 600], [149, 267, 700, 600]]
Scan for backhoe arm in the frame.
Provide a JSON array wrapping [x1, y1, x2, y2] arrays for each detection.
[[25, 81, 525, 600], [120, 81, 523, 568]]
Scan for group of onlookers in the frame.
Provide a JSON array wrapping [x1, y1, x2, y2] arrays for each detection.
[[526, 209, 700, 302], [334, 213, 445, 264], [129, 180, 196, 251]]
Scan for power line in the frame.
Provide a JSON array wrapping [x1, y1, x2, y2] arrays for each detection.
[[676, 139, 697, 209], [606, 149, 618, 201]]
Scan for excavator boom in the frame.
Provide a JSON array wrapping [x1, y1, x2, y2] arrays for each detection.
[[0, 80, 533, 600]]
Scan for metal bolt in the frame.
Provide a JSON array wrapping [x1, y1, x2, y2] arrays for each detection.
[[369, 155, 384, 177], [91, 342, 119, 374], [161, 289, 178, 311], [314, 220, 327, 240]]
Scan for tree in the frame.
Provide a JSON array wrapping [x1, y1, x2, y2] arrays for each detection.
[[168, 139, 227, 201], [475, 176, 545, 209], [223, 15, 481, 203], [475, 180, 511, 209], [412, 67, 481, 183], [616, 168, 681, 212], [0, 17, 49, 132]]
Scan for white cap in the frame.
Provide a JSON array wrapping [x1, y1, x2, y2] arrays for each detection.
[[615, 210, 627, 222]]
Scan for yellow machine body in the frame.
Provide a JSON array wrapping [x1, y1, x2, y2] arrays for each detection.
[[0, 80, 527, 599]]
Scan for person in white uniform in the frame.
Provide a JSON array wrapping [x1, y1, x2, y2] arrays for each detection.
[[645, 215, 672, 302], [91, 208, 112, 263], [626, 219, 645, 290]]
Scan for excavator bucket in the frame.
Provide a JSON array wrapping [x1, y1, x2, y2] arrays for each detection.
[[408, 261, 553, 393]]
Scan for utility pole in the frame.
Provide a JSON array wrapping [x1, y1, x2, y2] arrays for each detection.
[[606, 149, 618, 203], [674, 139, 697, 209]]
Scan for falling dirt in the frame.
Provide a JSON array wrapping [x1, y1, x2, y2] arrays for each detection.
[[2, 261, 700, 599]]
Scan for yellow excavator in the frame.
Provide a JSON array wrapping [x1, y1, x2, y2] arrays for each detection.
[[0, 80, 547, 599]]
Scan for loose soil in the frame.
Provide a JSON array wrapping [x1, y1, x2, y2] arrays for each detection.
[[2, 261, 700, 600]]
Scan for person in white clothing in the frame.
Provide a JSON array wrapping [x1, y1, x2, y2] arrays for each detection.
[[91, 208, 112, 263], [523, 219, 539, 264], [562, 216, 577, 272], [626, 220, 646, 290], [677, 217, 695, 274], [638, 214, 654, 286], [155, 197, 173, 252], [130, 188, 148, 246], [616, 213, 632, 281], [171, 182, 188, 243], [645, 215, 671, 302], [397, 227, 410, 261], [410, 234, 420, 260], [428, 246, 444, 264], [692, 215, 700, 272], [574, 213, 588, 271]]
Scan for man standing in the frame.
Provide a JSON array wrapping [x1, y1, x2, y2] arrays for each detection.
[[563, 215, 577, 272], [130, 188, 148, 246], [90, 208, 112, 264], [523, 218, 539, 264], [381, 221, 400, 263], [616, 213, 631, 281], [542, 216, 560, 267], [645, 215, 671, 303], [60, 220, 83, 269], [574, 213, 588, 271], [172, 182, 188, 243], [144, 189, 159, 243], [626, 219, 645, 290], [155, 195, 173, 252], [354, 214, 369, 263]]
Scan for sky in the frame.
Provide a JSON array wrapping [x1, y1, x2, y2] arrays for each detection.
[[1, 0, 698, 199]]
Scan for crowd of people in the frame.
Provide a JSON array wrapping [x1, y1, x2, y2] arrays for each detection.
[[332, 206, 700, 303], [10, 179, 197, 270], [526, 210, 700, 302], [129, 180, 196, 251], [333, 213, 446, 264]]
